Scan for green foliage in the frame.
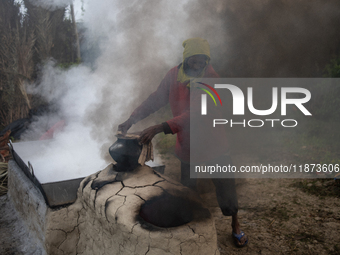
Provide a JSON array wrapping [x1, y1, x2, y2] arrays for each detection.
[[324, 55, 340, 77], [155, 132, 176, 154], [151, 105, 177, 154], [321, 55, 340, 117], [311, 81, 340, 120], [306, 55, 340, 120]]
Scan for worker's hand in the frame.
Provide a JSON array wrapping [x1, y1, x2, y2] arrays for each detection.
[[117, 118, 134, 135], [139, 124, 164, 144]]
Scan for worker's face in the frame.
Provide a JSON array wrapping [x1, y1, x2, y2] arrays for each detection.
[[187, 55, 208, 71]]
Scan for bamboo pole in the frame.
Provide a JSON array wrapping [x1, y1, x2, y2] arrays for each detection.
[[70, 4, 81, 62]]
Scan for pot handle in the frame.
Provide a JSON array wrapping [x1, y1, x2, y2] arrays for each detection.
[[28, 161, 35, 177], [7, 140, 13, 151]]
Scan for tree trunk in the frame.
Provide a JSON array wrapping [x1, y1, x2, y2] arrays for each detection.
[[70, 4, 81, 62]]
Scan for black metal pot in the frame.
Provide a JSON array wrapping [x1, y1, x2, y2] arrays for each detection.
[[109, 137, 142, 171]]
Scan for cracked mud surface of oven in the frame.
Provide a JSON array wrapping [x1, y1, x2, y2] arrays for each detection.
[[45, 164, 220, 255]]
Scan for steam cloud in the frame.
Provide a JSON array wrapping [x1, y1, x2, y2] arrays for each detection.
[[19, 0, 340, 182]]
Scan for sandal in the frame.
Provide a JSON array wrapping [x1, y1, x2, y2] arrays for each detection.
[[232, 231, 248, 248]]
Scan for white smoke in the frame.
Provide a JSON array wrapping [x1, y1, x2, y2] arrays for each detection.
[[21, 61, 107, 182], [20, 0, 227, 182], [17, 0, 340, 182]]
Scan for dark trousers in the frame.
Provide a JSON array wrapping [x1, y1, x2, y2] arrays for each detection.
[[180, 155, 238, 216]]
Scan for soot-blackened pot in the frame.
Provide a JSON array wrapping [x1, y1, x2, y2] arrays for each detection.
[[109, 138, 142, 171]]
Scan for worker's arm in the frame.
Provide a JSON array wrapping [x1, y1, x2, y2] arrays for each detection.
[[117, 118, 134, 134], [138, 124, 164, 144], [117, 68, 175, 135]]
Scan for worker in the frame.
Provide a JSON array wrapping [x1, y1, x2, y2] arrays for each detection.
[[118, 37, 248, 247]]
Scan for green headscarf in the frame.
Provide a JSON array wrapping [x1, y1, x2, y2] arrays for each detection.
[[177, 38, 211, 83]]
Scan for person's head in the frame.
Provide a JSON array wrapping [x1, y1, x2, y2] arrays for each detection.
[[182, 38, 210, 76], [184, 54, 208, 75]]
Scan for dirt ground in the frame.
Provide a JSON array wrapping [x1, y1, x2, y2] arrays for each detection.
[[162, 153, 340, 255], [1, 153, 339, 254]]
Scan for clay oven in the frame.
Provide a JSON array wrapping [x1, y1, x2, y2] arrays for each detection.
[[8, 141, 220, 254]]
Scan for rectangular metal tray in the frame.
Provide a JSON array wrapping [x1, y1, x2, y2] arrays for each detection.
[[9, 140, 165, 208]]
